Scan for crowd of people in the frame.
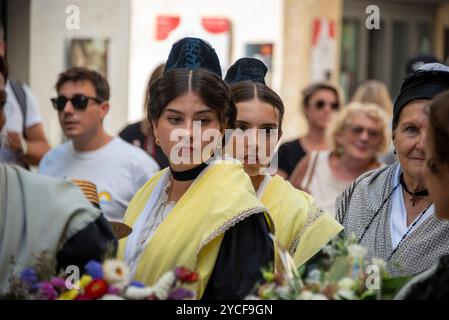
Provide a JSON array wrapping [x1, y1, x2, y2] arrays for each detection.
[[1, 29, 449, 300]]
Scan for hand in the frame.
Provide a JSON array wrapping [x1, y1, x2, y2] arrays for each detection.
[[6, 131, 25, 154]]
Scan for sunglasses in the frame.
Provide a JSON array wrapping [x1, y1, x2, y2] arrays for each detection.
[[313, 100, 339, 111], [348, 125, 381, 139], [0, 90, 6, 110], [51, 94, 103, 111]]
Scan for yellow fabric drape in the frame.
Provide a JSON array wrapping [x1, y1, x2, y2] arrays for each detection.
[[260, 175, 343, 268], [118, 160, 268, 298]]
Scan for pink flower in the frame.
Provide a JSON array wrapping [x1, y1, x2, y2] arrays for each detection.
[[39, 282, 58, 300], [107, 286, 121, 295], [169, 288, 195, 300], [50, 277, 66, 289]]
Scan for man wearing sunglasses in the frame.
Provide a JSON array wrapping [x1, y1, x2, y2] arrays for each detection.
[[39, 67, 159, 221]]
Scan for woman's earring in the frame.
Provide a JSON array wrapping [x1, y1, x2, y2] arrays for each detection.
[[394, 148, 397, 155], [155, 137, 160, 146], [337, 145, 344, 156]]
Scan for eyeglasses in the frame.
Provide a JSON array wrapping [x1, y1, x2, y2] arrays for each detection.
[[0, 90, 6, 110], [348, 125, 381, 139], [312, 100, 339, 111], [50, 94, 103, 111]]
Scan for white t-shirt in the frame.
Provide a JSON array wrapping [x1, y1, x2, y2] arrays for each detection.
[[38, 137, 160, 221], [0, 81, 42, 165]]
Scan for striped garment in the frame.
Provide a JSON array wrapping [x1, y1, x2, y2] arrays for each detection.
[[336, 162, 449, 277]]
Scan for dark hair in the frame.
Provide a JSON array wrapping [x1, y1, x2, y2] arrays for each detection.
[[55, 67, 110, 102], [302, 82, 341, 109], [0, 19, 4, 41], [148, 68, 236, 129], [428, 90, 449, 169], [229, 80, 284, 135], [0, 55, 7, 81], [144, 63, 165, 111], [141, 63, 166, 133]]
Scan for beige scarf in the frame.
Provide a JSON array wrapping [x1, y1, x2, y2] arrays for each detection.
[[0, 164, 101, 293]]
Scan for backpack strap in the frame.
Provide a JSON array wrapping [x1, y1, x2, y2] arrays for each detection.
[[9, 80, 28, 139]]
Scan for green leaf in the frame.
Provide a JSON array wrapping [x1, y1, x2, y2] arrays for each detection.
[[381, 276, 411, 300], [326, 256, 352, 282]]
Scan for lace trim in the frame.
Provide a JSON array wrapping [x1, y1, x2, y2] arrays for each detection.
[[197, 206, 267, 255], [289, 205, 325, 255], [193, 205, 267, 297], [157, 178, 172, 206]]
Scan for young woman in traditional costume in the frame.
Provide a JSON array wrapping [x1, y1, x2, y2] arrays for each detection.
[[118, 39, 274, 299], [223, 58, 343, 270]]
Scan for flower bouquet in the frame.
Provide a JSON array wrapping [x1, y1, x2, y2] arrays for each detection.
[[4, 257, 198, 300], [249, 234, 410, 300]]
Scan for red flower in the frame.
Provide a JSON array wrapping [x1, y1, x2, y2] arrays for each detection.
[[84, 279, 108, 299], [147, 294, 160, 300], [175, 267, 199, 283]]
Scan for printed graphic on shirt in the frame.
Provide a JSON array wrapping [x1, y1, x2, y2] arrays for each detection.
[[99, 191, 112, 205]]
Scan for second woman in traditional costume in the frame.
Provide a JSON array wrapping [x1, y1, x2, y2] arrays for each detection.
[[224, 58, 343, 269]]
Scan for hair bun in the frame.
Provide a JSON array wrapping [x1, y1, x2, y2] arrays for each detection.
[[164, 37, 222, 77], [224, 58, 267, 85]]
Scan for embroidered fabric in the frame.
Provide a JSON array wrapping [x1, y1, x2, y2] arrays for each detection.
[[289, 205, 325, 255], [138, 178, 175, 246], [129, 177, 176, 274]]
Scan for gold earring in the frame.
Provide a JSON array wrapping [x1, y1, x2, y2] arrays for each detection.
[[155, 137, 160, 146], [337, 145, 344, 156]]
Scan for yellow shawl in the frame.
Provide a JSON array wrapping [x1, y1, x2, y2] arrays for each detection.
[[260, 175, 343, 268], [118, 160, 268, 298]]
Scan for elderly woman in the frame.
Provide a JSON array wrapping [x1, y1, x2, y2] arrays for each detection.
[[395, 90, 449, 299], [290, 102, 390, 217], [336, 63, 449, 277]]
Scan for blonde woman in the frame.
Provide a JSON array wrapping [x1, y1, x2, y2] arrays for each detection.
[[352, 80, 393, 117], [352, 80, 396, 165], [290, 102, 390, 217]]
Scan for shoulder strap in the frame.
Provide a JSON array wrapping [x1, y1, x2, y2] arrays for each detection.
[[303, 151, 319, 192], [9, 80, 28, 138]]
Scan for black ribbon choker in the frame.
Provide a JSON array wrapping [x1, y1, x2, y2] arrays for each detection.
[[399, 173, 429, 206], [170, 162, 208, 181]]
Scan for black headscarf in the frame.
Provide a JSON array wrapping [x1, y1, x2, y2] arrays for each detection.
[[393, 63, 449, 129]]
